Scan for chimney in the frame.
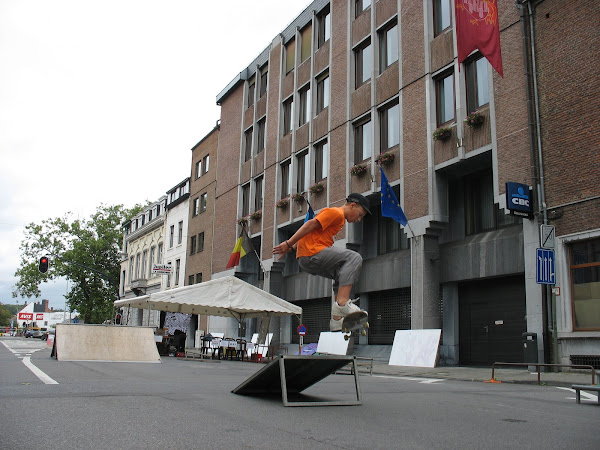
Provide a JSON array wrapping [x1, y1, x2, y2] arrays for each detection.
[[43, 299, 50, 312]]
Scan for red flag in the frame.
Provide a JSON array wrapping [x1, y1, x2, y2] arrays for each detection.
[[455, 0, 503, 77]]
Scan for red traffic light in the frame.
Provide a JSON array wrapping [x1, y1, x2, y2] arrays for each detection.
[[39, 257, 49, 273]]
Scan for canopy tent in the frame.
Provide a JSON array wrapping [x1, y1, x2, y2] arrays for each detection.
[[114, 276, 302, 320]]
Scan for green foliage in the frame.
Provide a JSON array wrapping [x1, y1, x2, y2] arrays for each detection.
[[12, 203, 142, 324], [0, 305, 12, 327]]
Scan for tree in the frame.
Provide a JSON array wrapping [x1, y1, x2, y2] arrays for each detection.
[[13, 204, 143, 324], [0, 304, 12, 327]]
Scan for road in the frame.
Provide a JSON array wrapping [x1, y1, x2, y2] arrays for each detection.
[[1, 336, 598, 449]]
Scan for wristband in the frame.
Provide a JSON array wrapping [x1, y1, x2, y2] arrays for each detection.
[[286, 240, 292, 249]]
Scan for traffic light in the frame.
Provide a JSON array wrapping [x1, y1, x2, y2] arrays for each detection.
[[38, 256, 49, 273]]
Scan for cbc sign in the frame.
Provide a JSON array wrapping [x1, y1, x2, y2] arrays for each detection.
[[506, 182, 533, 218]]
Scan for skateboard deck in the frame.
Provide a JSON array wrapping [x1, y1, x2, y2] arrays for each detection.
[[341, 311, 369, 340]]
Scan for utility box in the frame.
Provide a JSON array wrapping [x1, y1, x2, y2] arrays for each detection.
[[522, 332, 538, 364]]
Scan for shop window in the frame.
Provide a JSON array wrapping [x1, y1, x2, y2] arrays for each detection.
[[570, 239, 600, 330]]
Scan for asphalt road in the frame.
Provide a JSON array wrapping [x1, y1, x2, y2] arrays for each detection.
[[1, 337, 598, 449]]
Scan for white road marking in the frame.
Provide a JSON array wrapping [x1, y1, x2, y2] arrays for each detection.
[[373, 374, 444, 384], [556, 386, 598, 402], [1, 341, 58, 385]]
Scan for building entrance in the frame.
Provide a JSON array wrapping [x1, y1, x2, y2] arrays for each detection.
[[459, 276, 526, 366]]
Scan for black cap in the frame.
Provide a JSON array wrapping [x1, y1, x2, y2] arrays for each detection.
[[346, 193, 371, 215]]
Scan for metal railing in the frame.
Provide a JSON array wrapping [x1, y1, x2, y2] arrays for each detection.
[[486, 362, 596, 385]]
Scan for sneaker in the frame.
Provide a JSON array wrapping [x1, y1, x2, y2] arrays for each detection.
[[330, 318, 343, 332], [331, 298, 363, 318]]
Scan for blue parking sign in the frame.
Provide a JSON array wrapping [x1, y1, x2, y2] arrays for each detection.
[[536, 248, 555, 285]]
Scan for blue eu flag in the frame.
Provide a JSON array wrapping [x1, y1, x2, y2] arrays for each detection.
[[305, 200, 315, 222], [380, 167, 408, 226]]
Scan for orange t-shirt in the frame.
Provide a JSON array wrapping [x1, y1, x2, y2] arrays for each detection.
[[296, 207, 345, 258]]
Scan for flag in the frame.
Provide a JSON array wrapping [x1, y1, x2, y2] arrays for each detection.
[[455, 0, 503, 77], [226, 227, 253, 269], [305, 200, 315, 222], [380, 168, 408, 226]]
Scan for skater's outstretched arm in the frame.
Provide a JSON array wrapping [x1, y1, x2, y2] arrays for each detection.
[[273, 218, 322, 259]]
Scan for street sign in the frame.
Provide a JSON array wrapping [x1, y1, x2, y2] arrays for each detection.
[[540, 225, 555, 249], [152, 263, 172, 274], [536, 248, 556, 285], [297, 324, 307, 336]]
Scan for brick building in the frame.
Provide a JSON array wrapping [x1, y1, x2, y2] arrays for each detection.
[[204, 0, 599, 366]]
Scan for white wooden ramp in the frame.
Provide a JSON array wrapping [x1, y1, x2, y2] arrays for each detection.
[[52, 324, 161, 363]]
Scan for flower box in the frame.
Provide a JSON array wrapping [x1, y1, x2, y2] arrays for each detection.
[[433, 127, 452, 141], [309, 182, 325, 194], [292, 193, 305, 202], [350, 164, 368, 176], [375, 152, 395, 167], [276, 198, 289, 208], [249, 210, 262, 221], [464, 111, 485, 128]]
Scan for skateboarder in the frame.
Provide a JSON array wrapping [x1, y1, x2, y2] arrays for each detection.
[[273, 193, 371, 331]]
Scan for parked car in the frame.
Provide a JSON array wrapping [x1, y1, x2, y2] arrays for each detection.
[[41, 329, 55, 341], [25, 328, 42, 338]]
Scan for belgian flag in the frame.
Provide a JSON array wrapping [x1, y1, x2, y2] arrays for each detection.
[[226, 227, 253, 269]]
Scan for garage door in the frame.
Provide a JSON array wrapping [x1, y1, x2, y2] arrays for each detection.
[[459, 276, 526, 365]]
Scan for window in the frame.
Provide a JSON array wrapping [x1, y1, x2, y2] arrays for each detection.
[[436, 71, 455, 126], [188, 275, 194, 286], [141, 250, 148, 279], [280, 159, 291, 198], [128, 257, 134, 283], [242, 183, 250, 217], [198, 232, 204, 253], [570, 239, 600, 330], [465, 55, 490, 114], [196, 273, 203, 284], [166, 261, 172, 287], [379, 21, 398, 73], [257, 119, 266, 153], [464, 171, 495, 236], [283, 97, 294, 135], [377, 184, 409, 255], [380, 101, 399, 151], [317, 6, 331, 48], [178, 221, 183, 245], [298, 85, 311, 127], [314, 140, 329, 182], [285, 38, 295, 74], [355, 40, 372, 88], [247, 76, 255, 108], [202, 155, 210, 175], [254, 176, 263, 212], [300, 24, 312, 63], [433, 0, 452, 36], [259, 64, 268, 98], [135, 253, 141, 279], [316, 73, 330, 114], [244, 127, 253, 161], [296, 151, 309, 193], [149, 247, 155, 277], [354, 118, 372, 162], [174, 259, 180, 286], [190, 235, 197, 255], [157, 243, 163, 264], [169, 225, 175, 248], [193, 197, 199, 216], [355, 0, 371, 17], [200, 193, 207, 213]]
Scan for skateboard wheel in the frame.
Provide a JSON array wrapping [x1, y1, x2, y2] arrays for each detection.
[[361, 330, 367, 336], [344, 335, 349, 341], [364, 322, 369, 329]]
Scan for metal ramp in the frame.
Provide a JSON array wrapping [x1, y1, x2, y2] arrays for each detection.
[[232, 355, 362, 407]]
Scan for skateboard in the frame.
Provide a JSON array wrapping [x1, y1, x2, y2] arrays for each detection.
[[341, 311, 369, 340]]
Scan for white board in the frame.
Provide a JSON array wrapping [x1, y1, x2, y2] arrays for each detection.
[[316, 332, 350, 355], [388, 329, 441, 368]]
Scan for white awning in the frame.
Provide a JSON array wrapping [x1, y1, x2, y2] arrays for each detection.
[[114, 276, 301, 319]]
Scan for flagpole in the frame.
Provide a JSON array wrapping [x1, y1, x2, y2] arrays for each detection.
[[242, 224, 266, 277]]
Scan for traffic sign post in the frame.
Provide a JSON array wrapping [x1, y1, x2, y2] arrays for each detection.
[[297, 324, 307, 353], [536, 248, 556, 285]]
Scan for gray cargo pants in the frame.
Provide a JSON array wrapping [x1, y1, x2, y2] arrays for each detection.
[[297, 246, 363, 294]]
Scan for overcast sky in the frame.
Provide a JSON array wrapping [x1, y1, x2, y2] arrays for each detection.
[[0, 0, 310, 311]]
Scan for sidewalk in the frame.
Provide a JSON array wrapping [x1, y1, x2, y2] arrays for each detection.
[[369, 361, 597, 388]]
